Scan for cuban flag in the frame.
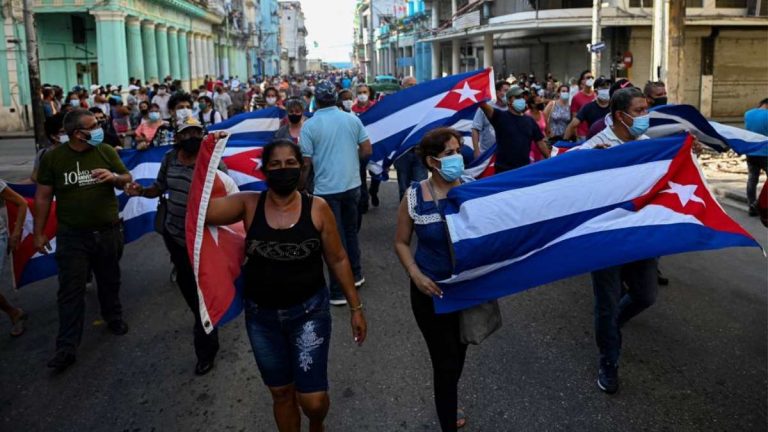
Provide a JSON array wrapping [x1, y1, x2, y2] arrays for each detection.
[[208, 107, 285, 190], [434, 134, 761, 313], [186, 134, 246, 333], [361, 69, 494, 175], [8, 109, 283, 289], [648, 104, 768, 156]]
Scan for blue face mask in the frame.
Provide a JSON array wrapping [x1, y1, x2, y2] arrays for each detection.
[[148, 112, 161, 121], [622, 112, 650, 137], [85, 127, 104, 146], [433, 154, 464, 182], [512, 98, 527, 113]]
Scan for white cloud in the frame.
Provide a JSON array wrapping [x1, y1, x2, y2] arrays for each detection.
[[299, 0, 357, 63]]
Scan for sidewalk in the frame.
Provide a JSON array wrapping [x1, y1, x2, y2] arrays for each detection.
[[0, 130, 34, 139]]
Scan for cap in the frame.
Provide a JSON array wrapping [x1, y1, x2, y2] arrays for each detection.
[[314, 80, 337, 103], [505, 85, 525, 99], [609, 78, 633, 97], [127, 85, 140, 91], [176, 116, 204, 133], [595, 77, 612, 89]]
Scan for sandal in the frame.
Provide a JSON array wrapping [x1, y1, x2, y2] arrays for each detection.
[[10, 310, 27, 337], [457, 409, 467, 429]]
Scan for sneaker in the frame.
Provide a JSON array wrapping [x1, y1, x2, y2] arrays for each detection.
[[597, 362, 619, 394], [329, 295, 348, 306], [107, 320, 129, 335], [748, 205, 758, 217], [354, 277, 366, 288], [370, 192, 380, 207], [47, 351, 76, 372], [195, 359, 215, 376], [657, 270, 669, 286]]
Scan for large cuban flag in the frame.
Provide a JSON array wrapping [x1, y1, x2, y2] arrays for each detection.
[[361, 68, 494, 174], [7, 108, 283, 289], [648, 104, 767, 156], [186, 134, 246, 333], [434, 134, 761, 313]]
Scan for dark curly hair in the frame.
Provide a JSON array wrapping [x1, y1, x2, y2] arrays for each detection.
[[416, 127, 464, 168], [261, 138, 303, 173]]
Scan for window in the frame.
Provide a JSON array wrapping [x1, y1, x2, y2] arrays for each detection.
[[716, 0, 747, 6]]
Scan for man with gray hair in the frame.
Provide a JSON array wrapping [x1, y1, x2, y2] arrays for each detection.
[[34, 108, 132, 372]]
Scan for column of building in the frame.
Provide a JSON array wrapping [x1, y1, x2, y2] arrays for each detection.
[[155, 24, 170, 81], [178, 31, 190, 90], [167, 27, 181, 81], [188, 31, 198, 88], [91, 10, 130, 86], [141, 20, 159, 83], [126, 17, 145, 82], [195, 34, 204, 86]]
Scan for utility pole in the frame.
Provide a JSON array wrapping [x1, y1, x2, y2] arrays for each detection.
[[22, 0, 46, 150], [666, 0, 685, 103], [368, 0, 377, 82], [590, 0, 602, 76]]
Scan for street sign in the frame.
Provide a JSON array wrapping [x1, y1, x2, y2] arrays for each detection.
[[588, 41, 606, 53]]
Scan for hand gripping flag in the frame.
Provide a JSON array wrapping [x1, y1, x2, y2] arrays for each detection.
[[8, 108, 282, 289], [648, 104, 768, 156], [361, 69, 494, 175], [434, 134, 762, 313], [186, 134, 246, 333]]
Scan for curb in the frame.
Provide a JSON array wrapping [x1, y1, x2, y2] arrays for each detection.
[[712, 185, 749, 213]]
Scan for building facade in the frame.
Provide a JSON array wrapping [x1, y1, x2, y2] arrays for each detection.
[[278, 1, 308, 75], [259, 0, 280, 76], [361, 0, 767, 119]]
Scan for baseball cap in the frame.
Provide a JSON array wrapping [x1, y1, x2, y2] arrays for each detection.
[[176, 116, 204, 133], [314, 80, 337, 103], [505, 85, 525, 99]]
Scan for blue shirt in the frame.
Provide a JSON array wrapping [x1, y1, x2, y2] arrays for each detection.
[[745, 108, 768, 136], [300, 106, 369, 195], [407, 182, 453, 281]]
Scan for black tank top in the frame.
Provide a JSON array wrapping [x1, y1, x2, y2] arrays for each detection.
[[242, 192, 325, 308]]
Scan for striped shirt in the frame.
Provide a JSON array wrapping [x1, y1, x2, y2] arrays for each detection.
[[154, 149, 226, 246]]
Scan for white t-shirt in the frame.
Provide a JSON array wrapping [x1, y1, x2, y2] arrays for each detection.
[[575, 126, 649, 150]]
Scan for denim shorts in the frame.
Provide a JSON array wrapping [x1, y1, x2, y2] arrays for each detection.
[[244, 288, 332, 393]]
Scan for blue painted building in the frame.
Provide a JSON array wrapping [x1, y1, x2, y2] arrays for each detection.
[[259, 0, 280, 76]]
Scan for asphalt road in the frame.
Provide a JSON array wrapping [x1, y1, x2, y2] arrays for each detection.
[[0, 145, 766, 431]]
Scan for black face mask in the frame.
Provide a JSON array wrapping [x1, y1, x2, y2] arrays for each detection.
[[535, 103, 546, 111], [179, 137, 202, 154], [652, 96, 668, 107], [266, 167, 301, 196], [288, 113, 303, 124], [140, 109, 148, 115]]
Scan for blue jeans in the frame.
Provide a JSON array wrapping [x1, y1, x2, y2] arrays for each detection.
[[592, 258, 658, 366], [394, 149, 428, 201], [318, 188, 362, 298], [244, 289, 331, 393]]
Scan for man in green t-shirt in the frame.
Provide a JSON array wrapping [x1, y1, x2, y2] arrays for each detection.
[[34, 108, 133, 372]]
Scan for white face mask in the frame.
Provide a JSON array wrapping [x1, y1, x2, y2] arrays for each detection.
[[58, 133, 70, 144], [597, 89, 610, 101], [585, 78, 595, 88], [266, 97, 277, 106], [357, 94, 369, 103], [342, 100, 354, 111], [176, 108, 193, 120]]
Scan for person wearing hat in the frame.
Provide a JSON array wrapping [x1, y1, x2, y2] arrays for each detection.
[[125, 117, 227, 375], [478, 84, 550, 173], [299, 80, 372, 305]]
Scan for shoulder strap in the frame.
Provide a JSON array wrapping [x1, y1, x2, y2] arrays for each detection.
[[424, 179, 456, 269]]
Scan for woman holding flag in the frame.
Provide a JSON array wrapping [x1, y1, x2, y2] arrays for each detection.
[[205, 138, 367, 432], [394, 128, 470, 431]]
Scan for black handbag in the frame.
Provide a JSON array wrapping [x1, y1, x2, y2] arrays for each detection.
[[425, 180, 502, 345]]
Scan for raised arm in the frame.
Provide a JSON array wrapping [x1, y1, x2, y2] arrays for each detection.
[[205, 191, 255, 226]]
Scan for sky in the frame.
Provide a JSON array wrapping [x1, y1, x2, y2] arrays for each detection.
[[300, 0, 357, 63]]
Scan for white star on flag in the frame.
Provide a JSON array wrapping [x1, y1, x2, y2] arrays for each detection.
[[251, 158, 262, 170], [452, 82, 481, 104], [661, 181, 706, 207]]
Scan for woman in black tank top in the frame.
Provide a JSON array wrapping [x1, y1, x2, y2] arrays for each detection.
[[206, 139, 367, 432]]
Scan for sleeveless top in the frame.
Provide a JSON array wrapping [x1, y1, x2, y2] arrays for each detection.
[[407, 181, 454, 282], [549, 102, 571, 137], [242, 192, 325, 308]]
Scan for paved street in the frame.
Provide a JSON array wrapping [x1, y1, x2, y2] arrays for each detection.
[[0, 139, 766, 431]]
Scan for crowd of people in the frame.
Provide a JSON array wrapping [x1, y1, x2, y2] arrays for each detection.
[[1, 67, 766, 432]]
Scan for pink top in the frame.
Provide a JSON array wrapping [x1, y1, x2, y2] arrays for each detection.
[[527, 110, 548, 162], [571, 91, 596, 138], [135, 121, 161, 143]]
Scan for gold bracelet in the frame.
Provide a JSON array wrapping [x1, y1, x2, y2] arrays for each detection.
[[349, 302, 364, 312]]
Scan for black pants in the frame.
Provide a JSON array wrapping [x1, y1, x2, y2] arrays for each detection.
[[411, 281, 467, 432], [55, 224, 124, 354], [747, 156, 768, 206], [164, 236, 219, 363]]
